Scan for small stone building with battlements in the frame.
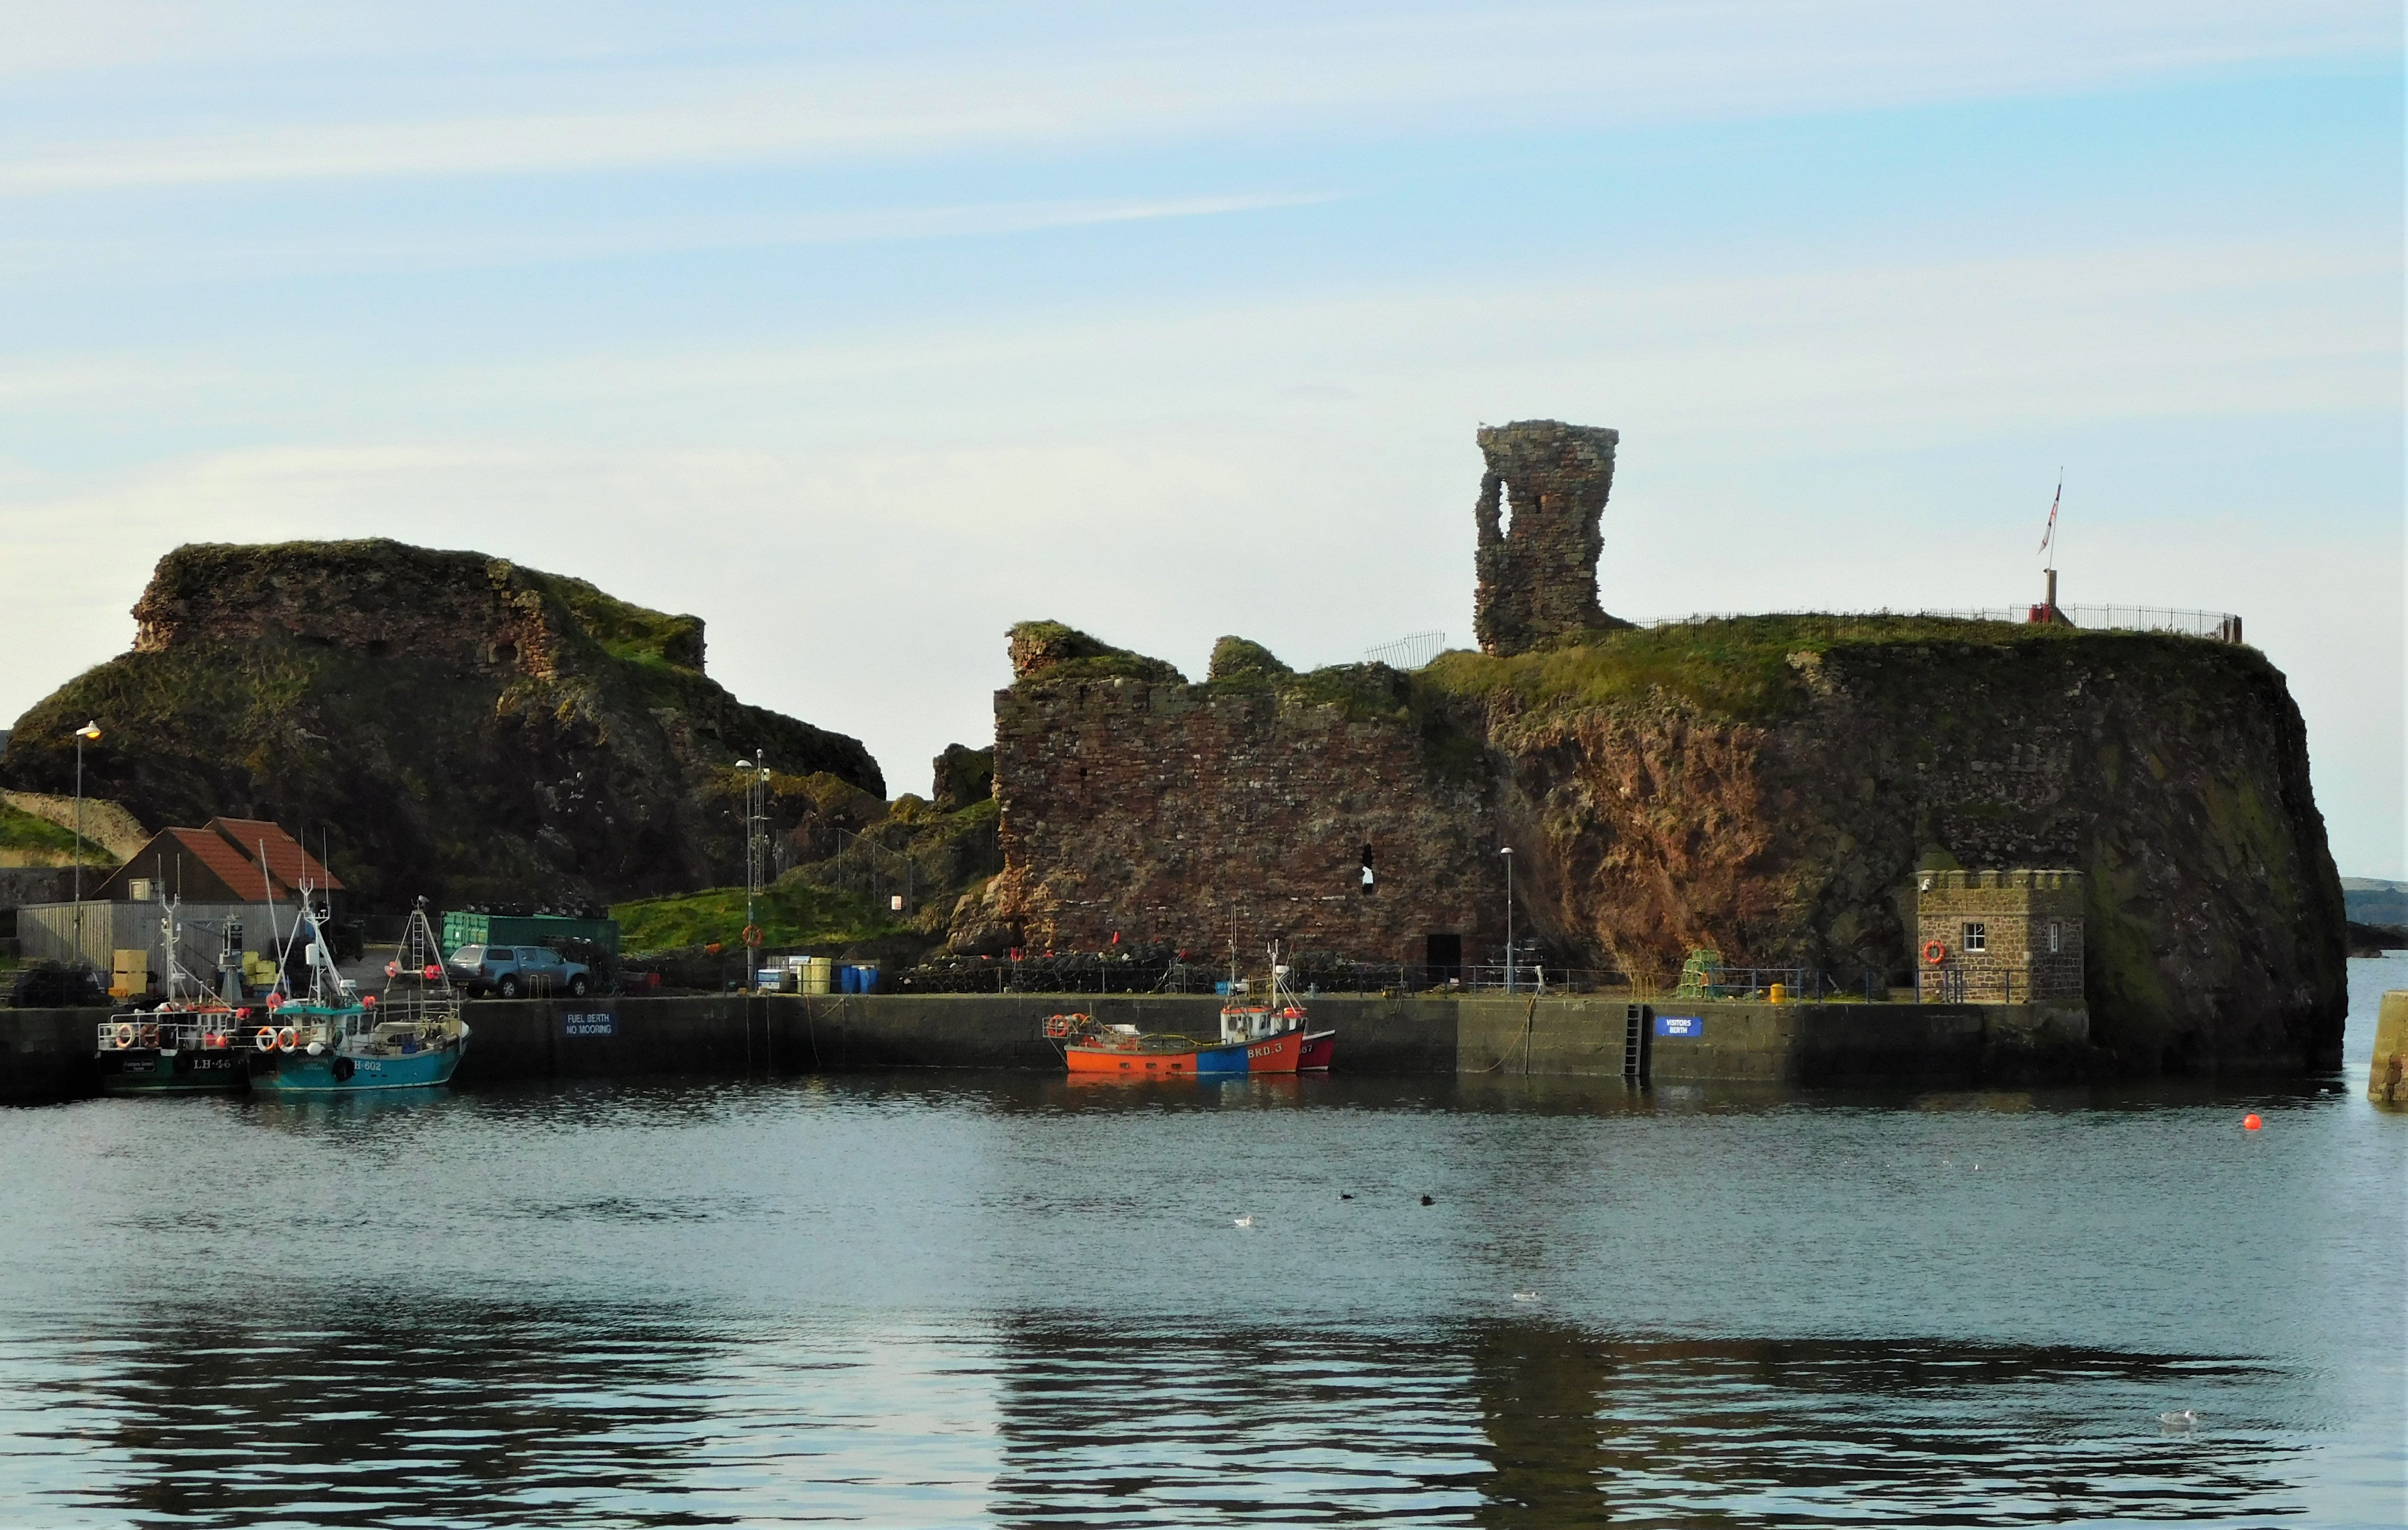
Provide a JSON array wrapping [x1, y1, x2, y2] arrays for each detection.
[[1914, 869, 2085, 1004]]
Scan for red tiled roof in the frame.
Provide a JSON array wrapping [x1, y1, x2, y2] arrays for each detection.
[[182, 826, 292, 901], [208, 818, 344, 893], [98, 826, 288, 903]]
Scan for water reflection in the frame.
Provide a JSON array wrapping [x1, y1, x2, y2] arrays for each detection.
[[985, 1321, 2303, 1527], [16, 1305, 729, 1527], [5, 1303, 2313, 1528]]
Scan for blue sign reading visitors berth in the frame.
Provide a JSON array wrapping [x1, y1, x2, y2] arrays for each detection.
[[563, 1011, 616, 1038], [1654, 1014, 1702, 1038]]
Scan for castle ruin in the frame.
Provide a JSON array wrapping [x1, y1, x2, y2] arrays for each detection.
[[1472, 420, 1623, 656]]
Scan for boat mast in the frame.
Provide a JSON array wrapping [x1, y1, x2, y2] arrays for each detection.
[[257, 841, 292, 1002]]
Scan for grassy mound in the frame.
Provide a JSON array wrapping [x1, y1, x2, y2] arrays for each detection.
[[0, 800, 110, 865]]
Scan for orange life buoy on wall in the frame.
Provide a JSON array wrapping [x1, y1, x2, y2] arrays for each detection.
[[1922, 939, 1948, 966]]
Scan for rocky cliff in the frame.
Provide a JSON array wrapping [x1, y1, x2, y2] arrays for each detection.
[[1439, 616, 2346, 1074], [984, 613, 2346, 1075], [2, 540, 884, 909]]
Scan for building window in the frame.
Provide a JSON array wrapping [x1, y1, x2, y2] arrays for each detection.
[[1963, 922, 1987, 953], [2048, 921, 2063, 954]]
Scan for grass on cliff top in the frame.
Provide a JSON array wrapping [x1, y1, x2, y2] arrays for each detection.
[[612, 880, 906, 953], [1421, 613, 2151, 725], [539, 572, 704, 672], [0, 800, 110, 864]]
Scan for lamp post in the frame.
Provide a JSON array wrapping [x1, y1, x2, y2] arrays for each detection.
[[1500, 845, 1514, 994], [736, 752, 768, 944], [71, 720, 99, 971]]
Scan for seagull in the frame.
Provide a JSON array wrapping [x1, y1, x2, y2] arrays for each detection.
[[1420, 1194, 1434, 1206], [1233, 1215, 1253, 1229], [2159, 1409, 2197, 1429], [1511, 1291, 1540, 1303]]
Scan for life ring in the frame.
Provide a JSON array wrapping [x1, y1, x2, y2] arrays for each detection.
[[277, 1026, 299, 1052], [1922, 940, 1948, 966], [113, 1022, 135, 1049], [254, 1027, 278, 1052], [138, 1023, 158, 1047], [742, 925, 764, 949]]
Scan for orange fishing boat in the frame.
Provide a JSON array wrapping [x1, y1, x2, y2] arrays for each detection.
[[1047, 942, 1322, 1076], [1050, 1006, 1306, 1076]]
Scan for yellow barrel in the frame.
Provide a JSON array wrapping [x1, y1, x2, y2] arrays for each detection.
[[1768, 982, 1787, 1004], [800, 956, 835, 996]]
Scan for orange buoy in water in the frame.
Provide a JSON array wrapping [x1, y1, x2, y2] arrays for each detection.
[[2243, 1113, 2263, 1131]]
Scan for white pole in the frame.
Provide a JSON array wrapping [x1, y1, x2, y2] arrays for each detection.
[[72, 731, 83, 969], [71, 721, 99, 973], [1501, 846, 1514, 995]]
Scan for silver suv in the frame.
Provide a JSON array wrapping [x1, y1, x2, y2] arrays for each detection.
[[449, 943, 592, 999]]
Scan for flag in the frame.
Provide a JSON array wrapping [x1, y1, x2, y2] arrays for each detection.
[[2038, 474, 2062, 560]]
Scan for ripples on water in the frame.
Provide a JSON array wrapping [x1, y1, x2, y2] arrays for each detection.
[[1, 958, 2401, 1527], [0, 1314, 2318, 1527]]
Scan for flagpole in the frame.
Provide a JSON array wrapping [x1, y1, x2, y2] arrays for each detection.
[[2039, 471, 2063, 619]]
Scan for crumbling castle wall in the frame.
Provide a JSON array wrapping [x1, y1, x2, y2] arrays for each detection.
[[1473, 420, 1623, 656], [981, 632, 1501, 965]]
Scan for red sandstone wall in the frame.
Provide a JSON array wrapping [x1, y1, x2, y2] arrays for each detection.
[[988, 674, 1504, 965]]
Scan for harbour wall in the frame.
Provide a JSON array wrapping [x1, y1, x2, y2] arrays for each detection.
[[1, 993, 2092, 1103]]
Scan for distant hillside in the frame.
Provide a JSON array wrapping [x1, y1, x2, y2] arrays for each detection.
[[2342, 878, 2408, 926], [2, 539, 885, 910]]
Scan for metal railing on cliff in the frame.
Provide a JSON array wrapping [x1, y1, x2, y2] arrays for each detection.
[[893, 949, 1910, 1001], [1637, 606, 2245, 642]]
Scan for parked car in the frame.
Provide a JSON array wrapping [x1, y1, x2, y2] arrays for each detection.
[[448, 943, 592, 998]]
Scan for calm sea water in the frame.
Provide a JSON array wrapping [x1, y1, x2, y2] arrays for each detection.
[[3, 960, 2401, 1528]]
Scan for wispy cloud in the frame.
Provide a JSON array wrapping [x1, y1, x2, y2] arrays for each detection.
[[379, 237, 2397, 446], [0, 1, 2388, 193], [0, 191, 1336, 280]]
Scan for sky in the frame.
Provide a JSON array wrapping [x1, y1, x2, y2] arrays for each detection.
[[1, 1, 2400, 876]]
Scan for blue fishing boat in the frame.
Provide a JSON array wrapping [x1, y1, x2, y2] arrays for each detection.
[[248, 897, 469, 1094]]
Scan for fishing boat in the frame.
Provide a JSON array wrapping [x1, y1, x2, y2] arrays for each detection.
[[248, 896, 470, 1093], [1299, 1028, 1336, 1071], [1047, 943, 1320, 1076], [93, 897, 251, 1095]]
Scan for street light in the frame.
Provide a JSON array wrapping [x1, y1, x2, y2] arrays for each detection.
[[72, 720, 99, 972], [736, 752, 769, 958], [1500, 845, 1514, 995]]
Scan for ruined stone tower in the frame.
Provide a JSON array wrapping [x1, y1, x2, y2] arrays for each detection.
[[1472, 420, 1622, 656]]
